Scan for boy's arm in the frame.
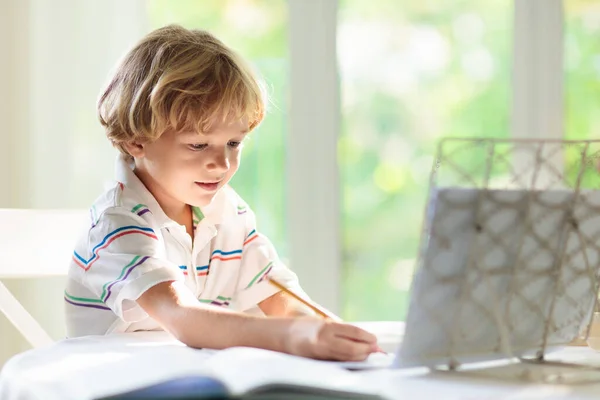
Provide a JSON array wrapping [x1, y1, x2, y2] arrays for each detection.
[[258, 291, 324, 318], [136, 280, 378, 361], [137, 280, 288, 351]]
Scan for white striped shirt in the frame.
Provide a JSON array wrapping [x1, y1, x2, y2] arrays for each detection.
[[65, 155, 305, 337]]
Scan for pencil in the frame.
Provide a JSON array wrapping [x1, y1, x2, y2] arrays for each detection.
[[268, 277, 386, 353], [266, 277, 342, 321]]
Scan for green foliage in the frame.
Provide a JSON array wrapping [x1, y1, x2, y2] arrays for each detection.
[[147, 0, 599, 322], [339, 0, 510, 320], [564, 2, 600, 143]]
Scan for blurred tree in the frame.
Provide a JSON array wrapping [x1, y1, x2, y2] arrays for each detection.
[[338, 0, 510, 320]]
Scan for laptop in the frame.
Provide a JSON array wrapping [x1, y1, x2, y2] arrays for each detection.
[[343, 187, 600, 371], [398, 187, 600, 368]]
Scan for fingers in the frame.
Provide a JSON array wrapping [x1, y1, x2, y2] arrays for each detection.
[[315, 322, 379, 361], [286, 318, 380, 361], [327, 337, 373, 361], [331, 323, 377, 345]]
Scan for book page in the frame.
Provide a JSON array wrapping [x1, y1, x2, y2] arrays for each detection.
[[207, 347, 384, 398], [350, 321, 405, 354], [323, 352, 396, 370]]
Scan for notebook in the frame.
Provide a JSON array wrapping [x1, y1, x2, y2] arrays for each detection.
[[98, 347, 385, 400], [0, 327, 399, 400]]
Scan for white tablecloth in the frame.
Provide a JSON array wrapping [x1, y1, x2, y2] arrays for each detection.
[[3, 330, 600, 400]]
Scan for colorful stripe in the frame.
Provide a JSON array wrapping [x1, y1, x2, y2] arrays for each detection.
[[101, 255, 150, 302], [64, 297, 111, 311], [244, 229, 258, 246], [192, 206, 204, 222], [118, 182, 124, 190], [64, 291, 111, 311], [199, 296, 232, 307], [179, 265, 188, 276], [256, 264, 274, 284], [237, 205, 247, 215], [196, 265, 209, 276], [131, 204, 144, 213], [131, 204, 151, 217], [73, 226, 157, 271], [73, 252, 87, 266], [246, 262, 273, 289], [212, 249, 242, 256], [211, 254, 242, 262], [210, 249, 242, 263]]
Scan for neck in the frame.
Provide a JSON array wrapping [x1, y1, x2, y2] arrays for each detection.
[[132, 165, 190, 227], [162, 203, 191, 227]]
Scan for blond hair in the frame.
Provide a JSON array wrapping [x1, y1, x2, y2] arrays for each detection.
[[98, 25, 265, 155]]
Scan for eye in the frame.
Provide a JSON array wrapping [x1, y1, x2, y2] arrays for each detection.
[[188, 143, 208, 151], [228, 141, 242, 148]]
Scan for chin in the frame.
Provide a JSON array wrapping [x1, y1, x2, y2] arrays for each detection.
[[191, 194, 216, 208]]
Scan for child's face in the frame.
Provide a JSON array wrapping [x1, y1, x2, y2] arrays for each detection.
[[131, 117, 248, 209]]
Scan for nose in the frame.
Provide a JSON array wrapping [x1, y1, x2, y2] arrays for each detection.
[[205, 147, 230, 173]]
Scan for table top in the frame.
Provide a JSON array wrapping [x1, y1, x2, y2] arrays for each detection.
[[2, 331, 600, 400]]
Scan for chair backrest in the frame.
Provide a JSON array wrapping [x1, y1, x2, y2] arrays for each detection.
[[0, 208, 89, 278]]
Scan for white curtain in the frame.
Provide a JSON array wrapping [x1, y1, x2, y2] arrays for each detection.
[[0, 0, 147, 366]]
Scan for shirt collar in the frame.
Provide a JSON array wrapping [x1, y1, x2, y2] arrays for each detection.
[[114, 154, 232, 228]]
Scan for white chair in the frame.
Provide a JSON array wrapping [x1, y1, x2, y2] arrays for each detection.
[[0, 208, 88, 347]]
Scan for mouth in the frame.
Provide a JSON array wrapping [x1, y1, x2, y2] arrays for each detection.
[[195, 181, 221, 191]]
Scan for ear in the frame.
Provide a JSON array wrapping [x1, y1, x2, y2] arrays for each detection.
[[123, 141, 145, 158]]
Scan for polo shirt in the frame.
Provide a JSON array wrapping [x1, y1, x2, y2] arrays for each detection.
[[65, 155, 306, 337]]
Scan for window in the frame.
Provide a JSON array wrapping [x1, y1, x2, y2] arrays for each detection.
[[565, 1, 600, 142], [338, 0, 511, 320]]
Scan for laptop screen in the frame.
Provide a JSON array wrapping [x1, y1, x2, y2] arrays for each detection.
[[397, 187, 600, 368]]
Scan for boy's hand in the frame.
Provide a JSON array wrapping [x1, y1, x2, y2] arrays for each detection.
[[284, 317, 378, 361]]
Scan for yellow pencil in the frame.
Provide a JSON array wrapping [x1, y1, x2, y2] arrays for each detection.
[[268, 277, 385, 353], [266, 277, 342, 321]]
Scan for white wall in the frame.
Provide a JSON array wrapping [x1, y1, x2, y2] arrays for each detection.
[[0, 0, 147, 367], [0, 0, 35, 366], [0, 0, 31, 208]]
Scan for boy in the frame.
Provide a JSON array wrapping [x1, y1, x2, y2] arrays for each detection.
[[64, 25, 378, 361]]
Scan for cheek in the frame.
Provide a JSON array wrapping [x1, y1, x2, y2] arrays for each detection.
[[229, 151, 241, 171], [144, 140, 181, 172], [144, 152, 169, 178], [149, 150, 191, 181]]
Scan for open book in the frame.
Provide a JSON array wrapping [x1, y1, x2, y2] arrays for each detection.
[[101, 347, 386, 399], [1, 322, 403, 400]]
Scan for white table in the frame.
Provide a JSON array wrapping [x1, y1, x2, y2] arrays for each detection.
[[2, 331, 600, 400], [366, 351, 600, 400]]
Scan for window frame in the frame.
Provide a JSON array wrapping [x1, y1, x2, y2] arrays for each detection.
[[287, 0, 565, 315], [287, 0, 341, 313]]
